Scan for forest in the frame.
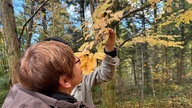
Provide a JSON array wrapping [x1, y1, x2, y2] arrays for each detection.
[[0, 0, 192, 107]]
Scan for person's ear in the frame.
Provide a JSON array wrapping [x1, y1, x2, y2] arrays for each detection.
[[59, 76, 71, 88]]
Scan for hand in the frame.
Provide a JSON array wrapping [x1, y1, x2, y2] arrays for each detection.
[[104, 28, 116, 52]]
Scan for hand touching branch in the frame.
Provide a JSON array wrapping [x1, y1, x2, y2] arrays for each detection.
[[104, 28, 116, 52]]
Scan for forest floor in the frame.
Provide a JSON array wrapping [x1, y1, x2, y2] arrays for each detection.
[[94, 78, 192, 108]]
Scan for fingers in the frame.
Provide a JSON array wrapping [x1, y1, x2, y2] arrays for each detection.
[[103, 28, 116, 43], [106, 28, 114, 34], [103, 28, 115, 38], [104, 28, 116, 52], [108, 28, 114, 33], [108, 29, 116, 42]]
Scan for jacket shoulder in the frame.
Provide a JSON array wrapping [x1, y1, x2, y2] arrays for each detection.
[[2, 84, 50, 108]]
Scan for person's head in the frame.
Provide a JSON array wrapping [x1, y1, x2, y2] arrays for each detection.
[[43, 36, 70, 46], [18, 41, 82, 94]]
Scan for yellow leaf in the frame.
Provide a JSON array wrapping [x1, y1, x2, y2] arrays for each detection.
[[105, 10, 112, 14], [78, 42, 89, 51], [74, 52, 89, 57], [85, 57, 97, 75], [114, 10, 124, 19], [89, 41, 95, 50], [89, 53, 94, 60], [102, 28, 109, 44], [84, 33, 93, 40], [92, 23, 100, 29], [186, 0, 192, 4], [96, 42, 104, 52], [94, 52, 106, 60], [79, 53, 97, 75], [74, 51, 106, 75], [82, 43, 93, 53], [98, 18, 107, 28], [96, 11, 105, 19]]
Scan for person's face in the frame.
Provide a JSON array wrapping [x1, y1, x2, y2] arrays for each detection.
[[71, 57, 83, 88]]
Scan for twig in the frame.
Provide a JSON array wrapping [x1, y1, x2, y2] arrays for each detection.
[[19, 0, 49, 42]]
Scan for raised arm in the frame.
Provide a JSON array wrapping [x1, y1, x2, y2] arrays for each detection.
[[84, 28, 119, 87]]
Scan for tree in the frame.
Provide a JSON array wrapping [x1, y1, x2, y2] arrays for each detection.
[[25, 0, 35, 49], [0, 0, 20, 85]]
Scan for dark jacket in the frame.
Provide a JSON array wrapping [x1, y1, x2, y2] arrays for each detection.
[[2, 84, 95, 108]]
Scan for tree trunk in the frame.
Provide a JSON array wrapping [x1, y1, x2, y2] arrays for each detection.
[[140, 45, 144, 103], [41, 1, 47, 35], [26, 0, 35, 49], [101, 24, 118, 108], [79, 0, 85, 39], [89, 0, 94, 15], [143, 43, 150, 89], [0, 0, 21, 85], [140, 0, 151, 91], [101, 79, 116, 108], [101, 1, 120, 107], [132, 52, 138, 85], [191, 48, 192, 68]]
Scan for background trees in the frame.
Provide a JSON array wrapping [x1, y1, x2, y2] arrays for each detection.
[[0, 0, 192, 107]]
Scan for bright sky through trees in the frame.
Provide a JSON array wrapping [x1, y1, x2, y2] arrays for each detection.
[[13, 0, 24, 15]]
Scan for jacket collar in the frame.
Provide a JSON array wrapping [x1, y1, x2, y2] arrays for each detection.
[[15, 84, 80, 108], [50, 91, 77, 103]]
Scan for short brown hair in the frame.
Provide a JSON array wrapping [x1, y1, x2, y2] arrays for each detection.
[[19, 41, 75, 94]]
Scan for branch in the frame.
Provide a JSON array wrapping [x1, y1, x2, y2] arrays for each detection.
[[116, 4, 152, 48], [112, 4, 151, 27], [118, 32, 142, 48], [19, 0, 49, 42], [122, 4, 151, 20]]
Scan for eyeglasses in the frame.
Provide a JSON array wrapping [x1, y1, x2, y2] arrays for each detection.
[[75, 57, 80, 64]]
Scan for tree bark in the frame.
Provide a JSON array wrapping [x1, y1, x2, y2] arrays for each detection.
[[26, 0, 35, 49], [101, 79, 116, 108], [0, 0, 21, 85], [89, 0, 94, 15]]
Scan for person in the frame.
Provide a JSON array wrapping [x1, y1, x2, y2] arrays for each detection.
[[43, 28, 119, 106], [2, 41, 94, 108]]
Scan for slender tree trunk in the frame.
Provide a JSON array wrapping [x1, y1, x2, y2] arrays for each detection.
[[140, 0, 151, 91], [191, 48, 192, 68], [153, 3, 158, 73], [42, 5, 47, 36], [162, 46, 167, 83], [51, 2, 56, 36], [116, 22, 123, 94], [178, 45, 185, 82], [0, 0, 21, 85], [26, 0, 35, 49], [143, 44, 150, 88], [101, 24, 118, 108], [177, 0, 186, 83], [132, 53, 138, 85], [152, 5, 158, 96], [152, 3, 158, 101], [79, 0, 85, 39], [89, 0, 94, 15], [130, 16, 138, 86], [101, 1, 120, 107], [140, 45, 144, 105], [79, 0, 85, 23], [101, 79, 116, 108], [176, 23, 185, 82]]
